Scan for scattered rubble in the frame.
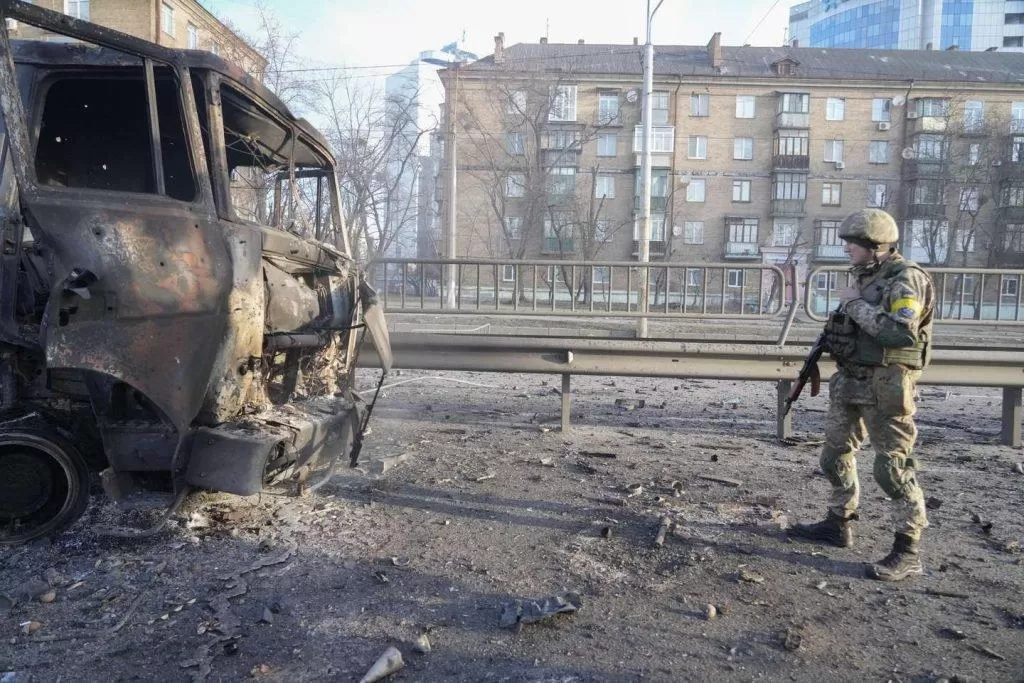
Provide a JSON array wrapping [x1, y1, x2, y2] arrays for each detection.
[[499, 592, 583, 629]]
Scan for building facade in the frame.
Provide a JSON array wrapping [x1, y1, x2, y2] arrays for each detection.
[[10, 0, 265, 76], [789, 0, 1024, 52], [441, 34, 1024, 299]]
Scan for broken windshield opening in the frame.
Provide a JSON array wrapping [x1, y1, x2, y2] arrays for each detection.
[[33, 66, 197, 201]]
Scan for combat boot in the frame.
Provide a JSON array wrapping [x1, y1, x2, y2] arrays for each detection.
[[865, 533, 923, 581], [787, 511, 853, 548]]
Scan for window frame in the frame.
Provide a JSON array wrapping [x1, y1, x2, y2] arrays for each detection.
[[824, 139, 844, 163], [686, 178, 706, 202], [733, 137, 754, 160], [683, 220, 704, 244], [735, 95, 755, 119], [732, 179, 751, 202], [548, 85, 578, 123], [161, 2, 174, 37], [869, 140, 889, 164], [825, 97, 845, 121], [690, 93, 710, 117], [595, 174, 615, 199], [687, 135, 708, 160], [821, 182, 842, 206], [597, 132, 617, 157]]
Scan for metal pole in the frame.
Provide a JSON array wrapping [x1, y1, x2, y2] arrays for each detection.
[[638, 0, 663, 338], [442, 63, 458, 309]]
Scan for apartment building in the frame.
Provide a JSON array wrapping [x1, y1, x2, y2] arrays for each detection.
[[442, 33, 1024, 297], [10, 0, 265, 76]]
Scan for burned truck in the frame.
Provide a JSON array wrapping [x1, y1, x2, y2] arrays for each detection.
[[0, 1, 390, 544]]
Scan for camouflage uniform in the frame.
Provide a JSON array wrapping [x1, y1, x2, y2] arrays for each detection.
[[821, 253, 935, 541]]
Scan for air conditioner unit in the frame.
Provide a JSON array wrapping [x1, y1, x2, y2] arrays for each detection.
[[835, 161, 845, 170], [877, 122, 891, 131], [992, 160, 1003, 167], [907, 111, 920, 119]]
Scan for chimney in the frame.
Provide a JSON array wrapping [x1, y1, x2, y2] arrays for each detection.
[[540, 37, 547, 44], [633, 37, 639, 45], [791, 38, 799, 48], [707, 31, 722, 69], [494, 32, 505, 64], [578, 39, 585, 44]]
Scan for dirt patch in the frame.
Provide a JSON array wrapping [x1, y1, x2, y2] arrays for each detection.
[[1, 370, 1022, 682]]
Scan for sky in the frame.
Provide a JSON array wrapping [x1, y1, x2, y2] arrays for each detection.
[[199, 0, 791, 82]]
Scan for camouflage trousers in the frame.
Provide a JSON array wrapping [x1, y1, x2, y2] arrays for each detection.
[[819, 364, 929, 541]]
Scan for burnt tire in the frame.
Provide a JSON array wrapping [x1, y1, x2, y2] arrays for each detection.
[[0, 430, 90, 545]]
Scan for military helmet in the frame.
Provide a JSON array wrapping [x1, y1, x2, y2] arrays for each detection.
[[838, 209, 899, 246]]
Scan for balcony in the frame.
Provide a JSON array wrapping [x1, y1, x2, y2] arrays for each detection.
[[991, 246, 1024, 267], [772, 154, 809, 170], [907, 116, 947, 136], [541, 237, 576, 254], [906, 202, 947, 219], [1011, 118, 1024, 134], [775, 111, 809, 129], [631, 240, 666, 256], [814, 244, 847, 261], [996, 159, 1024, 179], [997, 205, 1024, 222], [902, 158, 945, 178], [771, 198, 806, 216], [724, 241, 759, 258], [634, 196, 669, 212]]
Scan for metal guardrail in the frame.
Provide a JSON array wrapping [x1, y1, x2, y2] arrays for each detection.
[[358, 333, 1024, 447], [374, 258, 788, 318], [375, 258, 1024, 325], [806, 266, 1024, 324]]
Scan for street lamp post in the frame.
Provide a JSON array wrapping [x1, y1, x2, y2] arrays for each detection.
[[424, 42, 476, 309], [638, 0, 665, 338]]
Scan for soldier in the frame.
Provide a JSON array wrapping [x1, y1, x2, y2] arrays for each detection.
[[788, 208, 935, 581]]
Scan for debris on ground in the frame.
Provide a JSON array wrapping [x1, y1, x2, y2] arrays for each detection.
[[413, 634, 431, 654], [359, 646, 405, 682], [654, 515, 674, 547], [499, 592, 583, 629]]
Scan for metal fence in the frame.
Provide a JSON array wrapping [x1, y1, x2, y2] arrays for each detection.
[[373, 259, 1024, 325], [373, 259, 789, 318], [805, 266, 1024, 324]]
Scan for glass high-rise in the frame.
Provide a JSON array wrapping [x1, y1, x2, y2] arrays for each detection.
[[789, 0, 1024, 52]]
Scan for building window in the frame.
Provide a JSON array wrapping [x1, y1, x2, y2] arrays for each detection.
[[963, 100, 985, 132], [548, 85, 577, 122], [775, 129, 809, 156], [821, 182, 842, 206], [1002, 183, 1024, 207], [542, 129, 580, 151], [1003, 224, 1024, 252], [913, 181, 946, 205], [872, 98, 891, 122], [1012, 135, 1024, 162], [598, 92, 620, 125], [727, 217, 758, 244], [690, 93, 709, 117], [505, 90, 526, 116], [732, 180, 751, 202], [633, 126, 674, 153], [912, 98, 948, 117], [688, 136, 708, 159], [867, 183, 887, 207], [547, 167, 576, 195], [502, 265, 516, 282], [686, 269, 703, 287], [779, 93, 809, 113], [954, 229, 976, 252], [505, 173, 525, 198], [772, 220, 798, 247], [161, 2, 174, 36], [595, 174, 615, 199], [595, 219, 610, 242], [727, 269, 745, 288], [824, 139, 844, 163], [686, 178, 706, 202], [633, 215, 666, 241], [211, 42, 221, 56], [652, 91, 669, 124], [597, 133, 617, 157], [825, 97, 845, 121], [816, 219, 843, 246], [869, 141, 888, 164], [1002, 275, 1020, 296], [773, 172, 807, 200], [187, 22, 199, 49], [505, 132, 524, 155], [733, 137, 754, 160], [65, 0, 90, 20], [1012, 102, 1024, 131], [959, 187, 980, 212], [1004, 36, 1024, 48], [736, 95, 755, 118], [915, 134, 946, 160], [684, 221, 704, 244], [968, 143, 981, 165], [503, 216, 522, 240], [593, 266, 611, 284]]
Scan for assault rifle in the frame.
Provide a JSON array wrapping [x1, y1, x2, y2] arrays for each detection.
[[782, 330, 827, 417]]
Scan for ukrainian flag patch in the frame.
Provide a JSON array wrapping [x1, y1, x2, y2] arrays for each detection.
[[890, 297, 921, 320]]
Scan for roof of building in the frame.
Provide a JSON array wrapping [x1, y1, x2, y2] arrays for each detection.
[[464, 42, 1024, 85]]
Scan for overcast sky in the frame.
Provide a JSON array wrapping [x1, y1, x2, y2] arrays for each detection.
[[200, 0, 791, 80]]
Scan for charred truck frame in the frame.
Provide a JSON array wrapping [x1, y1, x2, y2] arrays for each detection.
[[0, 1, 391, 544]]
